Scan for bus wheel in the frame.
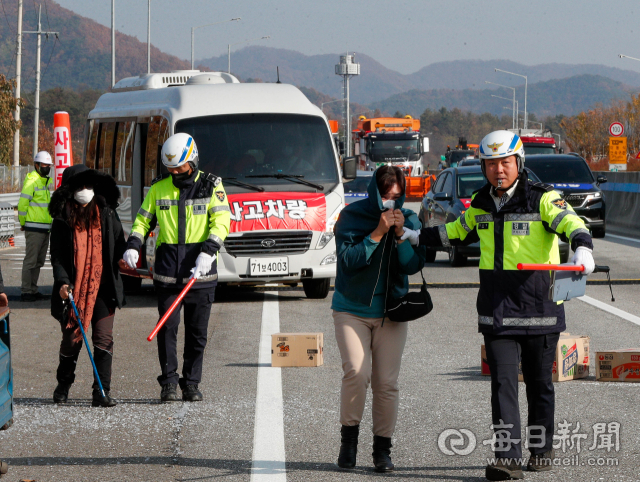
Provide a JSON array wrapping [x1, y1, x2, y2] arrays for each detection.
[[302, 278, 330, 299], [122, 276, 142, 294]]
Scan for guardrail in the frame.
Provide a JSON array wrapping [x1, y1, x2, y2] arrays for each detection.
[[0, 193, 20, 207]]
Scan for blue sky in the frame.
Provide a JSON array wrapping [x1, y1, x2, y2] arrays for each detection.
[[55, 0, 640, 75]]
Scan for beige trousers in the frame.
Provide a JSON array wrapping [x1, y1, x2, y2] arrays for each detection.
[[333, 310, 408, 438]]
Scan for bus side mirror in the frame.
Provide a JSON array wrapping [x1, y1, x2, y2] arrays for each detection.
[[559, 148, 564, 154], [339, 141, 345, 156], [421, 137, 429, 154], [343, 157, 357, 180]]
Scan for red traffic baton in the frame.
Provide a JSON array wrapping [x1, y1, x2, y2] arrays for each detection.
[[517, 263, 584, 272], [147, 276, 197, 342]]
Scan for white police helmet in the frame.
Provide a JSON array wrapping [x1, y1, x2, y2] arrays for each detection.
[[161, 133, 199, 169], [34, 151, 53, 165], [478, 130, 525, 176]]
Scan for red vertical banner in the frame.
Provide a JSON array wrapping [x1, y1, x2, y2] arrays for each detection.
[[53, 111, 73, 189]]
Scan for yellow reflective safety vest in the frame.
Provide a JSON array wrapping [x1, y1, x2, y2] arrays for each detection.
[[420, 174, 593, 335], [127, 170, 231, 289], [18, 170, 53, 232]]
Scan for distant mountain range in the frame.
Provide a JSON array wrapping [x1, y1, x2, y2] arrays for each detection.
[[199, 46, 640, 106], [369, 74, 635, 118], [0, 0, 191, 92], [1, 2, 638, 120]]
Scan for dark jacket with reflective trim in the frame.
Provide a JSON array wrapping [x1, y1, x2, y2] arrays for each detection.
[[419, 171, 594, 335], [127, 170, 231, 290]]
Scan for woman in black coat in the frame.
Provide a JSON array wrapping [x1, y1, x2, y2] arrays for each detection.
[[49, 165, 126, 407]]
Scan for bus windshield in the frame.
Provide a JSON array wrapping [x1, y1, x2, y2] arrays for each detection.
[[368, 138, 420, 163], [175, 114, 339, 191]]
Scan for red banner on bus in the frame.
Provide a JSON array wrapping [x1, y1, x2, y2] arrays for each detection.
[[227, 192, 326, 233]]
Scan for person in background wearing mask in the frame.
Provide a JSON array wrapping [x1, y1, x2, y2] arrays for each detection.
[[48, 165, 126, 407], [402, 131, 595, 480], [331, 165, 426, 473], [121, 133, 231, 403], [18, 151, 54, 302]]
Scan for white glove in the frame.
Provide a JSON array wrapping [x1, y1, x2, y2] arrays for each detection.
[[400, 227, 420, 246], [191, 252, 214, 279], [571, 246, 595, 275], [123, 249, 139, 269]]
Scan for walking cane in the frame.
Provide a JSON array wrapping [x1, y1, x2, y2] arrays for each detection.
[[66, 288, 107, 401], [147, 275, 197, 342]]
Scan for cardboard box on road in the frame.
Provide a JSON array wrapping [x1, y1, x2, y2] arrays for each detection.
[[553, 335, 590, 382], [271, 333, 323, 367], [596, 349, 640, 383], [481, 333, 589, 382]]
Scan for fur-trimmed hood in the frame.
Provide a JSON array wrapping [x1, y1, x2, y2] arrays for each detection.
[[49, 165, 121, 218]]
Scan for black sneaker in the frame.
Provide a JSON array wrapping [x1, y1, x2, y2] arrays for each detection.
[[527, 449, 555, 472], [92, 389, 117, 408], [486, 459, 524, 480], [182, 384, 203, 402], [161, 383, 180, 402], [20, 293, 36, 302], [34, 292, 46, 301], [53, 383, 71, 403]]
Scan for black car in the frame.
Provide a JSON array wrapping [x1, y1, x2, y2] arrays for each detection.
[[525, 155, 607, 238], [418, 166, 570, 266]]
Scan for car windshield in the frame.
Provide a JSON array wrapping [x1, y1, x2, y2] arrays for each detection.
[[344, 177, 372, 194], [524, 146, 556, 155], [175, 114, 339, 191], [368, 138, 420, 163], [457, 173, 486, 198], [448, 150, 475, 166], [525, 159, 594, 184], [460, 158, 480, 166]]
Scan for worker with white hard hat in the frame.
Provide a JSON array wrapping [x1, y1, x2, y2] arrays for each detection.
[[18, 151, 54, 302]]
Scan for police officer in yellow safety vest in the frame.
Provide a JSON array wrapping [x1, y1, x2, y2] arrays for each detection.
[[402, 131, 595, 481], [120, 133, 231, 403], [18, 151, 54, 302]]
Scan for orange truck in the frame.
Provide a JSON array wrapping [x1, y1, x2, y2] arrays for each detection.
[[352, 115, 429, 176]]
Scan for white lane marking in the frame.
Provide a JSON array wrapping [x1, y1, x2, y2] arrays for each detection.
[[578, 295, 640, 326], [251, 292, 286, 482], [605, 234, 640, 244]]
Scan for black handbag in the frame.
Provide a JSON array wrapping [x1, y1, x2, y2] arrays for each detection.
[[384, 270, 433, 323]]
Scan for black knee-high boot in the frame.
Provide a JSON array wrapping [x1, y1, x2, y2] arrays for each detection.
[[92, 348, 116, 408], [53, 352, 79, 403]]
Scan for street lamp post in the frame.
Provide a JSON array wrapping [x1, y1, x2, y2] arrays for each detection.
[[228, 36, 270, 74], [147, 0, 151, 74], [495, 68, 528, 128], [485, 81, 516, 129], [501, 101, 519, 128], [491, 94, 517, 129], [320, 99, 343, 112], [191, 18, 241, 70]]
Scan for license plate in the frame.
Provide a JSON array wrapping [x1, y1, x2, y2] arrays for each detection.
[[249, 257, 289, 276]]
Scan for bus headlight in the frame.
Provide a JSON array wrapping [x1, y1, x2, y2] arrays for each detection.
[[317, 231, 334, 249], [318, 203, 343, 249], [321, 251, 337, 265]]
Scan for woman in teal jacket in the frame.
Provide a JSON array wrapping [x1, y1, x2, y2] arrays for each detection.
[[332, 166, 426, 472]]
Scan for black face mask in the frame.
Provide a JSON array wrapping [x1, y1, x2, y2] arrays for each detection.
[[38, 165, 51, 176], [171, 169, 196, 188]]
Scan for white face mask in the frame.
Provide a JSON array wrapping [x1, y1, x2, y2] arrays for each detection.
[[382, 199, 395, 211], [74, 188, 94, 205]]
